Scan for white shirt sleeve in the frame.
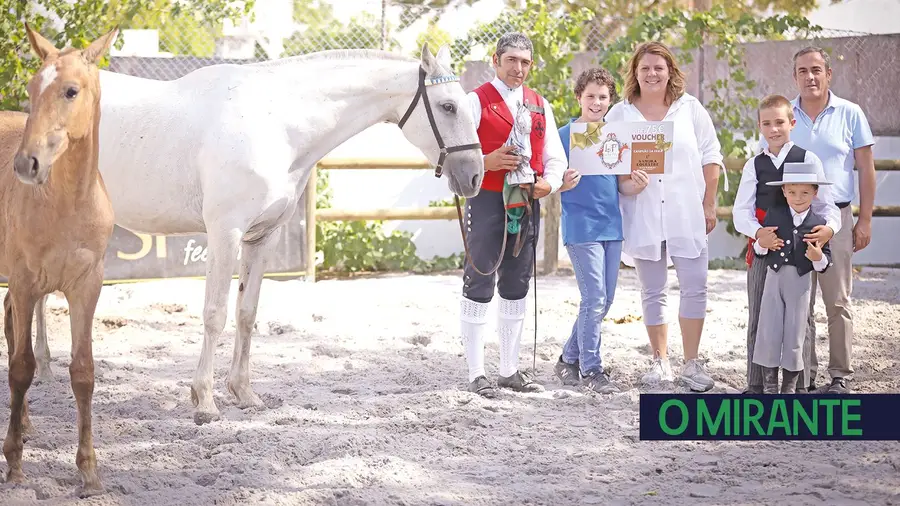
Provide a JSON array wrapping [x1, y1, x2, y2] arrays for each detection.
[[467, 91, 481, 128], [466, 91, 484, 161], [540, 100, 567, 194], [691, 100, 726, 192], [692, 101, 724, 168], [806, 150, 842, 235], [812, 255, 829, 272], [753, 241, 769, 256], [732, 157, 762, 239]]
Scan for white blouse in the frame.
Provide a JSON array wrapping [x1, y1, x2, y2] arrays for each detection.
[[606, 93, 724, 262]]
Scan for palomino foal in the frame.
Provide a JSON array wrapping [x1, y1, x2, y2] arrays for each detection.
[[0, 25, 118, 496]]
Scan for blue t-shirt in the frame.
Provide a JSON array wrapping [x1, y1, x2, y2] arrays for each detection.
[[559, 119, 623, 245]]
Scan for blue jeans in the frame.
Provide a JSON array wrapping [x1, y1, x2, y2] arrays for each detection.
[[561, 241, 623, 376]]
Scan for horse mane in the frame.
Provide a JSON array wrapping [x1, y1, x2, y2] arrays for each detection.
[[250, 49, 417, 68]]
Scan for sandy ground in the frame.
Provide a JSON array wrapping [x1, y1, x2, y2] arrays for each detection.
[[0, 266, 898, 505]]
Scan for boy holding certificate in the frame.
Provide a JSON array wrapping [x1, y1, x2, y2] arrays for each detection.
[[554, 68, 648, 393]]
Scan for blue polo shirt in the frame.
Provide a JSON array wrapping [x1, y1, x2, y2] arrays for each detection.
[[558, 119, 623, 245], [788, 91, 875, 204]]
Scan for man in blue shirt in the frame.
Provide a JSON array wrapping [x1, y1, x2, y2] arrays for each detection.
[[788, 46, 876, 394]]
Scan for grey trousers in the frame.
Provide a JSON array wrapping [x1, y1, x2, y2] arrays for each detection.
[[745, 255, 767, 388], [461, 189, 540, 304], [805, 205, 855, 383], [752, 265, 812, 372]]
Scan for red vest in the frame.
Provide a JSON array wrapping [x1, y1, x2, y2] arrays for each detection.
[[474, 82, 546, 192]]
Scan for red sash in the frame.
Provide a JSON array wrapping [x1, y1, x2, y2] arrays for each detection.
[[745, 207, 768, 266]]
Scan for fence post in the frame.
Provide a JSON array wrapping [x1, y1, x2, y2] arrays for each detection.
[[543, 191, 561, 274], [305, 165, 318, 282]]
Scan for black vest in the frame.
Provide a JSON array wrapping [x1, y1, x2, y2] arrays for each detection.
[[755, 205, 832, 277], [754, 145, 806, 211]]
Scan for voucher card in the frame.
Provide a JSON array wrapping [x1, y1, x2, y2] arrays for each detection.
[[569, 121, 674, 176]]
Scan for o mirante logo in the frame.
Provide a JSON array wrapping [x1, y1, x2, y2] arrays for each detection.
[[640, 394, 899, 441]]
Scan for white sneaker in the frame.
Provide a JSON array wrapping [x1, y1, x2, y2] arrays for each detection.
[[681, 358, 715, 392], [641, 356, 674, 385]]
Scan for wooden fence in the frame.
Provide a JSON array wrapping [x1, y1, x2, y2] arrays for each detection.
[[306, 157, 900, 281]]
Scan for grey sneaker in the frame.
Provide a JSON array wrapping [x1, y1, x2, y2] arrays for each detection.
[[467, 375, 497, 398], [581, 371, 619, 394], [554, 356, 580, 386], [497, 370, 544, 393], [641, 355, 674, 385], [681, 358, 715, 392]]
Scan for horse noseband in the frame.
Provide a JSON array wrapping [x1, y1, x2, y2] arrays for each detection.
[[398, 67, 482, 178]]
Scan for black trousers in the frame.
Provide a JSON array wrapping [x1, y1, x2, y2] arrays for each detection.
[[462, 189, 540, 304]]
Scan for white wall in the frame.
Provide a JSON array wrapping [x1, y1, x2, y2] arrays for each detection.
[[321, 124, 900, 267]]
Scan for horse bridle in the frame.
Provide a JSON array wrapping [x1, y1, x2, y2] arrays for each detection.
[[397, 66, 482, 178]]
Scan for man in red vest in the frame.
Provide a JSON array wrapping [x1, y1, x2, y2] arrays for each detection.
[[459, 32, 568, 398]]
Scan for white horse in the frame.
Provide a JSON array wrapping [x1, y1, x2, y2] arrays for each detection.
[[30, 43, 484, 424]]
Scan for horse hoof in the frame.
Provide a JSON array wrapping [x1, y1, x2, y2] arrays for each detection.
[[193, 410, 221, 426], [35, 368, 54, 383], [235, 392, 264, 410], [5, 468, 26, 485], [77, 483, 106, 498]]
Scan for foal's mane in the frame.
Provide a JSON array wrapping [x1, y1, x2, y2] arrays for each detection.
[[249, 49, 417, 69]]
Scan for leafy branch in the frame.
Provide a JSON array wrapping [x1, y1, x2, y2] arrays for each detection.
[[595, 6, 821, 234]]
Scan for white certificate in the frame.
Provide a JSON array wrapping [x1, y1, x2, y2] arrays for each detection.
[[569, 121, 674, 176]]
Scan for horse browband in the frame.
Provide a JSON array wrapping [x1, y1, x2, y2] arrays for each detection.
[[398, 66, 482, 179]]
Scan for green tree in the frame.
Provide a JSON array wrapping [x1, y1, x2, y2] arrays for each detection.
[[285, 0, 395, 55], [452, 0, 593, 122], [0, 0, 254, 111], [391, 0, 479, 30], [595, 5, 820, 234], [413, 20, 452, 58]]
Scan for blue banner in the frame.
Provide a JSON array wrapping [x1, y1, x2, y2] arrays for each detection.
[[639, 394, 900, 441]]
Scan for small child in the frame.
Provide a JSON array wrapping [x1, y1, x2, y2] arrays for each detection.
[[732, 94, 841, 394], [751, 163, 833, 394]]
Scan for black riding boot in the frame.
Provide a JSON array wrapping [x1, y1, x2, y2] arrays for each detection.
[[763, 367, 780, 394]]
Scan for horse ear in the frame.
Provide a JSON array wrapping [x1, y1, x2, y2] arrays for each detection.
[[435, 44, 452, 70], [82, 26, 119, 65], [24, 22, 59, 61], [420, 41, 437, 73]]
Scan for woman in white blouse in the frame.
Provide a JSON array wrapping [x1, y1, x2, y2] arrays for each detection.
[[607, 41, 724, 392]]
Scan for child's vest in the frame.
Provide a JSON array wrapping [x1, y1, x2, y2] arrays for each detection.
[[473, 82, 546, 193], [754, 205, 828, 277], [745, 144, 807, 266]]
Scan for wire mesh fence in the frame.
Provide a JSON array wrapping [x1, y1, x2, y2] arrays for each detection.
[[16, 0, 899, 136]]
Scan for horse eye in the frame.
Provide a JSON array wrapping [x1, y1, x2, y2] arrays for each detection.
[[441, 102, 457, 114], [65, 88, 78, 99]]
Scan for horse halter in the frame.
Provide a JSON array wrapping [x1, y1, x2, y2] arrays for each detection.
[[398, 66, 482, 178]]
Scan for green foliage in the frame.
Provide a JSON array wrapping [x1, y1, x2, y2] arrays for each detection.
[[413, 20, 452, 58], [392, 0, 479, 31], [594, 6, 821, 234], [0, 0, 254, 111], [428, 196, 462, 207], [314, 170, 463, 274], [453, 0, 592, 121], [285, 0, 397, 55], [126, 0, 236, 57]]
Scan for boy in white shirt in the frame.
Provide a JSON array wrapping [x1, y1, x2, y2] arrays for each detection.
[[731, 94, 840, 394]]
